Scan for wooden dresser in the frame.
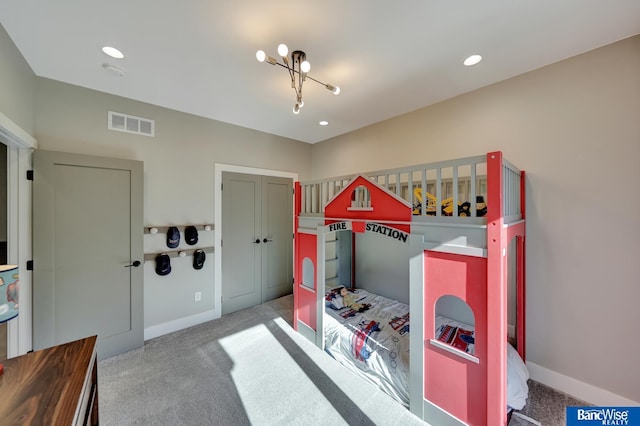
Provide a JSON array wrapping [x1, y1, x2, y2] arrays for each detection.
[[0, 335, 99, 425]]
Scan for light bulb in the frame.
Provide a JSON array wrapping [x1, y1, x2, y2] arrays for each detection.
[[293, 104, 300, 114], [298, 99, 304, 108], [300, 60, 311, 73], [256, 50, 266, 62], [326, 84, 341, 95], [464, 54, 482, 66], [277, 43, 288, 57]]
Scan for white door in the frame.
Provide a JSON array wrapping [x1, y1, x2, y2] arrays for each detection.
[[221, 172, 292, 315], [32, 150, 143, 359]]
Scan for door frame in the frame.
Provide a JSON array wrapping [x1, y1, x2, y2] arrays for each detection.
[[0, 112, 37, 357], [214, 164, 297, 318]]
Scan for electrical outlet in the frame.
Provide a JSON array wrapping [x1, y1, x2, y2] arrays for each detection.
[[195, 291, 202, 302]]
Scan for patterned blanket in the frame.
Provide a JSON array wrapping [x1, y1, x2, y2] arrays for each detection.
[[324, 288, 411, 406]]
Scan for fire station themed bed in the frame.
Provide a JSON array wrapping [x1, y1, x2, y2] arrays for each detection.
[[294, 152, 528, 425]]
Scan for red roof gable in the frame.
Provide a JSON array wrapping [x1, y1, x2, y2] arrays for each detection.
[[324, 175, 412, 228]]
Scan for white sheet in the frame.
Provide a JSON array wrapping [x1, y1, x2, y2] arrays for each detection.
[[323, 288, 529, 410], [324, 289, 411, 406]]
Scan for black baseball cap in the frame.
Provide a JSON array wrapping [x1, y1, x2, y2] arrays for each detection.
[[185, 226, 198, 245], [155, 253, 171, 276], [193, 249, 206, 270], [167, 226, 180, 248]]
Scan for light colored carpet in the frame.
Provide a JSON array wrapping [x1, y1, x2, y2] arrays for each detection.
[[99, 294, 581, 425], [98, 294, 427, 425]]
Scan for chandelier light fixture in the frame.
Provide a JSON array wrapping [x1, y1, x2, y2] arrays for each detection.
[[256, 43, 340, 114]]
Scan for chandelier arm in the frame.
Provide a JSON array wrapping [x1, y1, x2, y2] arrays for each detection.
[[272, 61, 297, 89], [305, 74, 327, 86]]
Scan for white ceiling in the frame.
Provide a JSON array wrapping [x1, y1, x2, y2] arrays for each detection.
[[2, 1, 639, 144]]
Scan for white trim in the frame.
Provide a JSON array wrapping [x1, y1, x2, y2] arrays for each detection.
[[0, 112, 37, 149], [429, 339, 479, 364], [1, 113, 36, 357], [409, 235, 425, 418], [296, 319, 316, 344], [214, 163, 298, 319], [424, 242, 486, 258], [297, 228, 318, 235], [423, 398, 469, 426], [144, 309, 216, 341], [526, 361, 640, 406]]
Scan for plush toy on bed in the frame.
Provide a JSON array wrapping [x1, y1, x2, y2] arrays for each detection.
[[340, 287, 370, 312]]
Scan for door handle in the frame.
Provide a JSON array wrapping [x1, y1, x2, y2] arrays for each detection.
[[263, 238, 273, 243], [125, 260, 141, 268], [253, 239, 261, 244]]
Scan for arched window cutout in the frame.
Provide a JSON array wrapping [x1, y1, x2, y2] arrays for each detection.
[[302, 257, 314, 290], [431, 295, 479, 363], [347, 185, 374, 211]]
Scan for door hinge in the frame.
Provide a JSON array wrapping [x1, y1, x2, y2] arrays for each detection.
[[26, 170, 34, 181], [221, 183, 223, 191], [221, 240, 223, 247], [26, 260, 34, 270]]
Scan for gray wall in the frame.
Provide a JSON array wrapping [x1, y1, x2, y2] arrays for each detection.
[[33, 78, 313, 330], [312, 35, 640, 403], [355, 232, 411, 304], [0, 24, 36, 135]]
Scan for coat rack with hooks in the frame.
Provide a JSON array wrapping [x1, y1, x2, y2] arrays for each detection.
[[144, 224, 213, 234], [143, 246, 214, 262]]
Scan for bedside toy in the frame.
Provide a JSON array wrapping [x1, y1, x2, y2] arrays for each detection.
[[340, 287, 370, 312]]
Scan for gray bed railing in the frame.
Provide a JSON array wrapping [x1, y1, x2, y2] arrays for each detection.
[[299, 154, 522, 224]]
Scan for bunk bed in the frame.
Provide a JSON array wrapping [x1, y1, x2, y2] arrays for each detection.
[[293, 152, 527, 426]]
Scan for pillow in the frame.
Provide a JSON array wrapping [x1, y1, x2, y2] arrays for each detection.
[[507, 343, 529, 410], [325, 287, 345, 310], [326, 295, 344, 310]]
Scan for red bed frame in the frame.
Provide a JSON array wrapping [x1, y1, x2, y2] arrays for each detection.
[[293, 151, 526, 426]]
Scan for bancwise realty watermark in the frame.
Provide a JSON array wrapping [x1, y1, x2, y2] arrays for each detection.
[[567, 407, 640, 425]]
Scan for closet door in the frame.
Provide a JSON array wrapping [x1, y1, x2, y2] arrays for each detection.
[[261, 177, 293, 301], [221, 172, 292, 315], [221, 173, 262, 314]]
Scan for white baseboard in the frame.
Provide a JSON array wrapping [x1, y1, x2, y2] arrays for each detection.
[[526, 361, 639, 406], [144, 309, 219, 341]]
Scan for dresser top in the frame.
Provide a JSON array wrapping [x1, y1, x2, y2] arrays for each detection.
[[0, 335, 97, 425]]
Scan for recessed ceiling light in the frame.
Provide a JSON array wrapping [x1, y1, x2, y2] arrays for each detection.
[[319, 121, 329, 126], [102, 46, 124, 59], [463, 54, 482, 66]]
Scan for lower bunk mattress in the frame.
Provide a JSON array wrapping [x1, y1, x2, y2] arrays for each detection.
[[323, 287, 529, 410]]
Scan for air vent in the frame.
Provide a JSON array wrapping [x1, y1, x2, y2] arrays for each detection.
[[108, 111, 155, 137]]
